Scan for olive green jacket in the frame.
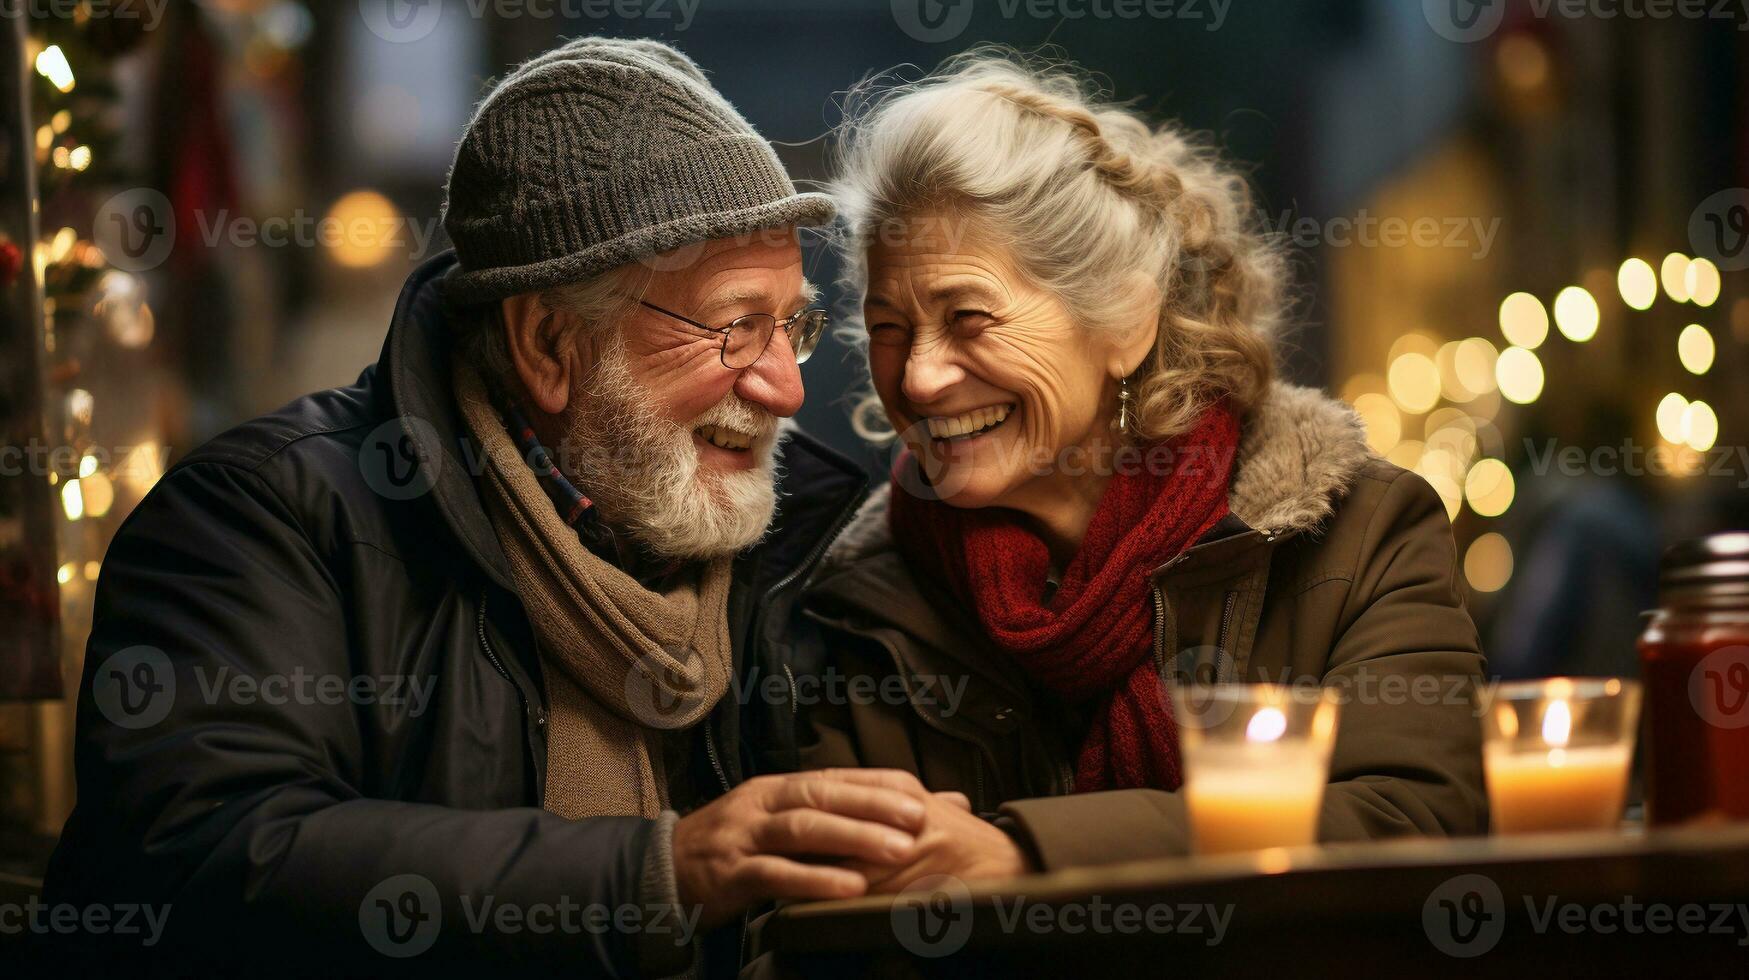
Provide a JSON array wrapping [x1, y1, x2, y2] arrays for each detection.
[[796, 383, 1489, 869]]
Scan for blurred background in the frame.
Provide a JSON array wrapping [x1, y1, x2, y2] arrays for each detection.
[[0, 0, 1744, 865]]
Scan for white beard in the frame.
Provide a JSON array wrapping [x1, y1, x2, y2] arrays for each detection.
[[554, 343, 784, 561]]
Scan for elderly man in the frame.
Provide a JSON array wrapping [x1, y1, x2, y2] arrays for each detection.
[[44, 38, 928, 976]]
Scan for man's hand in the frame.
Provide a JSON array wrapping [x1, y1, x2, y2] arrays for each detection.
[[853, 790, 1035, 894], [672, 768, 933, 928]]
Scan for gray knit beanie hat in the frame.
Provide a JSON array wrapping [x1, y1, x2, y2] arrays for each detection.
[[440, 37, 834, 305]]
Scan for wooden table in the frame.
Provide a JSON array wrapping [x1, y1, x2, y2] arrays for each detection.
[[758, 825, 1749, 978]]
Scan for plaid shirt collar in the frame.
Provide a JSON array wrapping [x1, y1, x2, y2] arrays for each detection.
[[499, 399, 683, 586]]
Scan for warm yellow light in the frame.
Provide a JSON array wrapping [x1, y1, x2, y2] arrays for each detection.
[[81, 472, 115, 518], [1388, 352, 1442, 414], [83, 561, 100, 580], [1422, 471, 1463, 523], [1661, 253, 1692, 303], [1553, 286, 1600, 342], [51, 109, 70, 133], [1454, 338, 1499, 396], [68, 145, 91, 171], [61, 478, 84, 521], [1683, 400, 1719, 453], [1617, 258, 1657, 311], [325, 189, 401, 269], [1387, 440, 1424, 470], [57, 563, 75, 586], [34, 44, 75, 93], [1465, 458, 1516, 518], [1465, 532, 1514, 593], [1352, 393, 1401, 454], [1678, 324, 1715, 375], [1685, 258, 1722, 308], [1656, 393, 1690, 444], [1499, 292, 1549, 349], [1495, 346, 1545, 404], [78, 453, 98, 478]]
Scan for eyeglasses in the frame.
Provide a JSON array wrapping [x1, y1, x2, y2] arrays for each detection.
[[638, 300, 827, 370]]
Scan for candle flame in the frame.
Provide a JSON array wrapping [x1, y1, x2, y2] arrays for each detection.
[[1542, 698, 1572, 747], [1246, 706, 1287, 743]]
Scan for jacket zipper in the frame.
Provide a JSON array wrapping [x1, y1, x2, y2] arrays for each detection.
[[1216, 591, 1238, 664], [703, 717, 731, 794], [1152, 585, 1168, 667], [476, 594, 545, 796]]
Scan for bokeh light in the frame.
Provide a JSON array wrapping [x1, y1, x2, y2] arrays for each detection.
[[1464, 458, 1516, 517], [1553, 286, 1600, 342], [1352, 393, 1401, 454], [1617, 258, 1657, 311], [1495, 346, 1545, 404], [1683, 400, 1718, 452], [1656, 392, 1689, 444], [1677, 324, 1715, 375], [1465, 533, 1514, 593], [1499, 292, 1549, 349], [1453, 337, 1499, 397], [1660, 252, 1692, 303], [1388, 352, 1442, 414], [1685, 258, 1721, 308], [325, 189, 401, 269]]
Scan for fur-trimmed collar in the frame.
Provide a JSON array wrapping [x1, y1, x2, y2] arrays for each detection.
[[825, 382, 1373, 569]]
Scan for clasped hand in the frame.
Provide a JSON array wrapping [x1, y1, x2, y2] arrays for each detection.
[[672, 768, 1032, 928]]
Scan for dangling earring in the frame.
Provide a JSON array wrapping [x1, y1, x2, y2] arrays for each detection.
[[1114, 374, 1132, 434]]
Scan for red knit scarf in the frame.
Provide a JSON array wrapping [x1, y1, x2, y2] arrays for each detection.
[[888, 402, 1240, 793]]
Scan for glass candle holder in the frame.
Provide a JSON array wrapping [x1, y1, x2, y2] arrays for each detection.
[[1480, 677, 1642, 835], [1173, 684, 1341, 856]]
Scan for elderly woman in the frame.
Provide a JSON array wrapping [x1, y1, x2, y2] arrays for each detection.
[[795, 53, 1488, 887]]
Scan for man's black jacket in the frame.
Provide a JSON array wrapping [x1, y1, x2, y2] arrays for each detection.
[[40, 253, 869, 975]]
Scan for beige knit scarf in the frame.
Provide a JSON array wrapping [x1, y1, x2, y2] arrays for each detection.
[[453, 360, 734, 819]]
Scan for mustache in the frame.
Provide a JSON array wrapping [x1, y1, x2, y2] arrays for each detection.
[[690, 394, 781, 449]]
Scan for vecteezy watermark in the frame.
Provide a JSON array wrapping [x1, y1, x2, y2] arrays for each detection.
[[91, 647, 438, 730], [1423, 873, 1749, 957], [94, 189, 444, 273], [1425, 0, 1749, 42], [1690, 188, 1749, 272], [1691, 646, 1749, 731], [359, 0, 701, 44], [1, 0, 172, 31], [358, 873, 701, 959], [1265, 209, 1503, 261], [890, 874, 1233, 958], [891, 0, 1230, 43], [0, 439, 171, 479], [0, 897, 173, 947], [1521, 438, 1749, 488]]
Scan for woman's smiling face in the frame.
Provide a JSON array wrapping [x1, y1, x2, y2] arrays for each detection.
[[865, 214, 1124, 512]]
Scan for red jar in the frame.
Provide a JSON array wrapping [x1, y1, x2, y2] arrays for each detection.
[[1638, 533, 1749, 826]]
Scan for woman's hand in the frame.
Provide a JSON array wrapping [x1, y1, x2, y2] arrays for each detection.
[[853, 790, 1036, 894]]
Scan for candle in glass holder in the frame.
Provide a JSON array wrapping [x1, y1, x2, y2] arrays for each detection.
[[1174, 686, 1341, 855], [1480, 678, 1641, 835]]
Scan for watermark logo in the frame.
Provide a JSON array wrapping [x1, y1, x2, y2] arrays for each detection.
[[1690, 188, 1749, 271], [623, 647, 716, 728], [891, 873, 975, 957], [94, 188, 174, 274], [360, 0, 445, 43], [1691, 645, 1749, 730], [1423, 873, 1506, 957], [892, 0, 976, 41], [360, 874, 443, 958], [91, 645, 175, 730], [359, 417, 443, 501], [1423, 0, 1507, 42]]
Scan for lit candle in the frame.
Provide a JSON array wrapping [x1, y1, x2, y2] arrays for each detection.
[[1481, 679, 1640, 835], [1175, 694, 1340, 856]]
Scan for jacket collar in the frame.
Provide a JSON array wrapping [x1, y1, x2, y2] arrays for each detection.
[[375, 252, 869, 596]]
